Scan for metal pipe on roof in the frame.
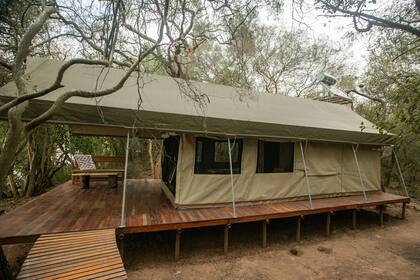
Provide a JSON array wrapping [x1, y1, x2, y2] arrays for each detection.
[[227, 138, 237, 218], [352, 144, 368, 201], [120, 130, 130, 227], [299, 141, 313, 209]]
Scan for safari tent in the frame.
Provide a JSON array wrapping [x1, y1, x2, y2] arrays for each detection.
[[0, 58, 410, 265], [0, 58, 395, 210]]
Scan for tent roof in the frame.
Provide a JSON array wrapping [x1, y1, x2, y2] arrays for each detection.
[[0, 58, 393, 144]]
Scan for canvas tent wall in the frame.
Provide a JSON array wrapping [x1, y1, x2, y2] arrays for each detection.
[[164, 134, 381, 208]]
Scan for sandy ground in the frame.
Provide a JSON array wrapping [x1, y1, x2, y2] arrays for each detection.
[[124, 204, 420, 280], [3, 203, 420, 279]]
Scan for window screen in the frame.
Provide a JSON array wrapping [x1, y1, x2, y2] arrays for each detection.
[[257, 141, 294, 173], [195, 137, 242, 174]]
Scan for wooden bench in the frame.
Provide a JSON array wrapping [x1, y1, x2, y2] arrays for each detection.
[[72, 156, 125, 186], [78, 172, 119, 189]]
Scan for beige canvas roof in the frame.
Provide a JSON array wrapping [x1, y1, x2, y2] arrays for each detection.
[[0, 58, 393, 144]]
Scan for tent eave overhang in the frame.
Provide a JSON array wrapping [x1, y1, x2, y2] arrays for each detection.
[[0, 96, 394, 145]]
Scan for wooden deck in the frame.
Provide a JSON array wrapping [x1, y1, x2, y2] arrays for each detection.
[[17, 229, 127, 280], [0, 179, 410, 245]]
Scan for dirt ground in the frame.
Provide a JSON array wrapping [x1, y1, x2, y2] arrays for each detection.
[[124, 204, 420, 280], [3, 203, 420, 279]]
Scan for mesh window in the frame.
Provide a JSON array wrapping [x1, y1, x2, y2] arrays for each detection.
[[257, 141, 294, 173], [195, 137, 242, 174]]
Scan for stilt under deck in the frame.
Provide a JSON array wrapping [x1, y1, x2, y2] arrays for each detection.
[[0, 179, 410, 246]]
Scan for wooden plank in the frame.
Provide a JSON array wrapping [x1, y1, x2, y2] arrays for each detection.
[[17, 229, 127, 280], [77, 172, 119, 177], [0, 179, 411, 246], [92, 156, 125, 163]]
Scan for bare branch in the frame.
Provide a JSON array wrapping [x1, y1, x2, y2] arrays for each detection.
[[25, 0, 170, 131], [14, 6, 57, 97], [0, 59, 110, 114]]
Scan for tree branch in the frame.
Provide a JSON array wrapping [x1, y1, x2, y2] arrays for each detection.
[[0, 59, 110, 114], [25, 0, 170, 131], [319, 0, 420, 36]]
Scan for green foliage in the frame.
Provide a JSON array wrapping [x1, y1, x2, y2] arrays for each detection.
[[354, 27, 419, 197]]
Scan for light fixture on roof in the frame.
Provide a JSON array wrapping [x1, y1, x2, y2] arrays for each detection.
[[314, 73, 353, 107], [317, 73, 337, 86]]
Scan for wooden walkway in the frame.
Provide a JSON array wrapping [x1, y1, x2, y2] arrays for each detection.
[[0, 179, 410, 244], [17, 229, 127, 280]]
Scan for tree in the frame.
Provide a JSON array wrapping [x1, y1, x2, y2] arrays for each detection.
[[0, 0, 171, 195], [350, 28, 419, 195], [315, 0, 420, 37], [194, 24, 349, 96]]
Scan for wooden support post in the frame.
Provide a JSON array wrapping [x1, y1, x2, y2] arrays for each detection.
[[224, 224, 230, 254], [378, 205, 384, 227], [352, 209, 357, 230], [262, 220, 269, 248], [296, 216, 302, 242], [82, 175, 90, 189], [108, 175, 117, 188], [175, 229, 182, 260], [401, 202, 407, 220], [118, 234, 125, 265], [326, 212, 332, 237]]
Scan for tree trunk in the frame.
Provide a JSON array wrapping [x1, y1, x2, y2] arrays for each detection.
[[0, 246, 13, 280], [25, 134, 36, 198], [0, 107, 25, 196], [153, 149, 162, 179], [7, 175, 17, 197], [148, 140, 155, 178]]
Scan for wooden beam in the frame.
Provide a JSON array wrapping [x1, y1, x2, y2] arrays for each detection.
[[70, 125, 129, 137], [326, 212, 332, 237], [175, 229, 182, 260], [262, 220, 268, 248], [402, 202, 407, 220], [352, 209, 357, 230], [92, 156, 125, 163], [70, 125, 163, 138], [81, 175, 90, 189], [296, 216, 302, 242], [378, 205, 384, 227], [224, 224, 230, 254], [118, 234, 125, 265]]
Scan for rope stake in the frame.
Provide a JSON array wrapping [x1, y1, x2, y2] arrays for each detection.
[[352, 144, 367, 201], [227, 137, 236, 217], [120, 130, 130, 227], [299, 141, 313, 209]]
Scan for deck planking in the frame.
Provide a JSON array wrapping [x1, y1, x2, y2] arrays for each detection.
[[17, 229, 127, 280], [0, 179, 409, 244]]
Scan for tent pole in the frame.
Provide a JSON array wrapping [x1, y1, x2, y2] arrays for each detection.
[[299, 141, 313, 209], [120, 130, 130, 228], [227, 138, 236, 217], [392, 146, 409, 197], [352, 144, 367, 201]]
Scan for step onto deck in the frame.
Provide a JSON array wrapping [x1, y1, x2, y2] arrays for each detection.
[[17, 229, 126, 280]]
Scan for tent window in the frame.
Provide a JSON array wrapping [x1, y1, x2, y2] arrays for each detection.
[[195, 137, 242, 174], [257, 141, 294, 173]]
